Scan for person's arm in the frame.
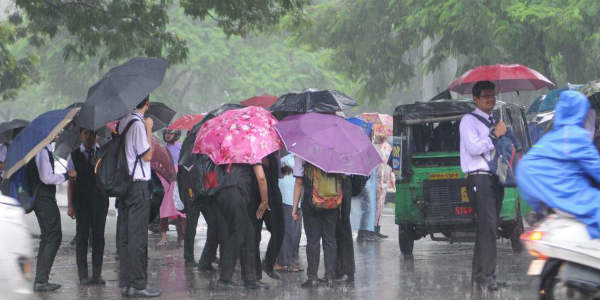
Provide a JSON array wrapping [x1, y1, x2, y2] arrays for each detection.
[[291, 177, 303, 221], [253, 164, 270, 219], [141, 118, 153, 161], [459, 116, 495, 156], [35, 149, 70, 185], [66, 155, 76, 219]]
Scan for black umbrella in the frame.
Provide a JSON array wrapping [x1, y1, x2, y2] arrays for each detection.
[[146, 102, 176, 132], [269, 89, 358, 116], [77, 57, 169, 130], [0, 119, 30, 144]]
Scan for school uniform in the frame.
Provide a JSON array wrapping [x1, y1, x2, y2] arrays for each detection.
[[117, 112, 152, 291], [33, 145, 68, 285], [67, 144, 109, 281]]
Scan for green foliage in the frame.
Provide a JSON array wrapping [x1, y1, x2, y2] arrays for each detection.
[[292, 0, 600, 101], [3, 6, 358, 121], [0, 16, 39, 100]]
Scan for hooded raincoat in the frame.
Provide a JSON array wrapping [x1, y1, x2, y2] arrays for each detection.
[[516, 91, 600, 238]]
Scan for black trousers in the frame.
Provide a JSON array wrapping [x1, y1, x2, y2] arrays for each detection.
[[118, 181, 151, 290], [33, 190, 62, 284], [466, 174, 504, 285], [336, 191, 355, 277], [215, 187, 257, 283], [198, 201, 219, 268], [303, 206, 338, 280], [183, 198, 219, 266], [252, 189, 284, 278], [75, 195, 109, 280]]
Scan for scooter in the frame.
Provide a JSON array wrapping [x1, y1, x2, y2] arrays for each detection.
[[521, 212, 600, 299]]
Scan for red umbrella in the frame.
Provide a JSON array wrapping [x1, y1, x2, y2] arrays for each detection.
[[168, 114, 206, 131], [240, 93, 278, 108], [151, 137, 176, 182], [447, 64, 555, 94]]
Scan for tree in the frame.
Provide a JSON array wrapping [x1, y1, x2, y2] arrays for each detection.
[[292, 0, 600, 101]]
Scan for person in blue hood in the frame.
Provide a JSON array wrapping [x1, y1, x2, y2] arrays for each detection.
[[516, 90, 600, 238]]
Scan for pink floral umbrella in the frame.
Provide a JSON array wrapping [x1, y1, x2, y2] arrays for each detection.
[[192, 106, 282, 165], [358, 113, 393, 137]]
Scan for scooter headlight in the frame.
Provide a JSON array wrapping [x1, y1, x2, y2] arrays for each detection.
[[520, 230, 544, 242]]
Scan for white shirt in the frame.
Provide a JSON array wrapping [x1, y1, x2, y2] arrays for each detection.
[[118, 112, 151, 181], [66, 144, 100, 171], [35, 144, 66, 185], [459, 108, 495, 173]]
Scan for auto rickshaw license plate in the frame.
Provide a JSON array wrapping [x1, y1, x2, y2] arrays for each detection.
[[527, 259, 546, 276]]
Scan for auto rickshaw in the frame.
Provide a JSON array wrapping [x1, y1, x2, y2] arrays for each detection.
[[390, 99, 532, 257]]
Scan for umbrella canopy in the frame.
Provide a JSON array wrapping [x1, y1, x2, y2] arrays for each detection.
[[274, 113, 381, 176], [4, 108, 79, 179], [358, 113, 393, 137], [0, 119, 29, 144], [447, 64, 555, 94], [147, 102, 176, 132], [151, 137, 176, 182], [192, 106, 281, 165], [269, 89, 358, 115], [78, 57, 169, 130], [241, 93, 278, 108], [54, 122, 112, 159], [168, 114, 206, 131]]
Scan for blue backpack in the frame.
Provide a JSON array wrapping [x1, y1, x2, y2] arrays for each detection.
[[4, 150, 46, 213], [469, 113, 522, 186]]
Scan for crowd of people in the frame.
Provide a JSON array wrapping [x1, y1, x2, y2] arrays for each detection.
[[6, 95, 397, 297]]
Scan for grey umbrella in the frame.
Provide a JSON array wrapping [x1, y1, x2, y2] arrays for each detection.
[[147, 102, 176, 132], [0, 119, 30, 144], [77, 57, 169, 130]]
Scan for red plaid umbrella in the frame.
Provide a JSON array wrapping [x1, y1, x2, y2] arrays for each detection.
[[240, 93, 278, 108], [447, 64, 555, 94], [168, 114, 206, 131]]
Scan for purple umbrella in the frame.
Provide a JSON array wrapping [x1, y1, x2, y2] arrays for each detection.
[[274, 113, 381, 176]]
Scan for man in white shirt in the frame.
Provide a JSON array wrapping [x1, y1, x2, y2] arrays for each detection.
[[459, 81, 507, 292], [116, 96, 159, 298], [32, 143, 77, 292]]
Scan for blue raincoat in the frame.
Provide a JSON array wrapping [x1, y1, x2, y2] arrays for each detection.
[[516, 91, 600, 238]]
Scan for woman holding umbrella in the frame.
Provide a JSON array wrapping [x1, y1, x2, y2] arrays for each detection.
[[192, 106, 279, 289]]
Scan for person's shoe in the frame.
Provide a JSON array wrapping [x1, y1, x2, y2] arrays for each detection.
[[79, 277, 93, 285], [128, 287, 161, 297], [243, 281, 260, 290], [263, 264, 281, 280], [120, 287, 129, 296], [301, 279, 319, 288], [184, 260, 198, 267], [375, 226, 389, 239], [215, 280, 235, 290], [197, 264, 216, 272], [403, 254, 414, 261], [273, 263, 284, 271], [254, 280, 270, 289], [357, 230, 379, 242], [89, 277, 106, 285], [33, 282, 61, 292], [156, 240, 167, 247], [334, 274, 354, 283]]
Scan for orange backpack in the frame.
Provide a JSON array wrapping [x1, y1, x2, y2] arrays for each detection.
[[305, 164, 343, 210]]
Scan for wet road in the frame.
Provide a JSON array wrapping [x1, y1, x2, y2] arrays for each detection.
[[20, 204, 540, 300]]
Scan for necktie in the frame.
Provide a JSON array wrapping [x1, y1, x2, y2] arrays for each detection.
[[488, 115, 495, 125]]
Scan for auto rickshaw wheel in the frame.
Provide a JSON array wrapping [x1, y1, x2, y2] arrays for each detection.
[[398, 224, 415, 259]]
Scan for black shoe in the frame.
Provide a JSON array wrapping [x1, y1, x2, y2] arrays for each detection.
[[198, 264, 216, 272], [263, 266, 281, 280], [244, 281, 260, 290], [185, 260, 198, 267], [80, 277, 93, 285], [357, 230, 378, 242], [255, 280, 270, 289], [90, 277, 106, 285], [215, 280, 235, 290], [33, 282, 61, 292], [301, 279, 319, 288], [128, 287, 161, 297], [334, 274, 354, 283], [120, 287, 129, 296], [403, 254, 414, 261], [375, 226, 389, 239]]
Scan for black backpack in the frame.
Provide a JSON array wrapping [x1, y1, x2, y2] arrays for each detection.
[[191, 154, 230, 197], [94, 118, 140, 197]]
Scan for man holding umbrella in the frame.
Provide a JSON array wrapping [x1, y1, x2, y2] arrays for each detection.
[[117, 96, 160, 297], [459, 81, 507, 292]]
